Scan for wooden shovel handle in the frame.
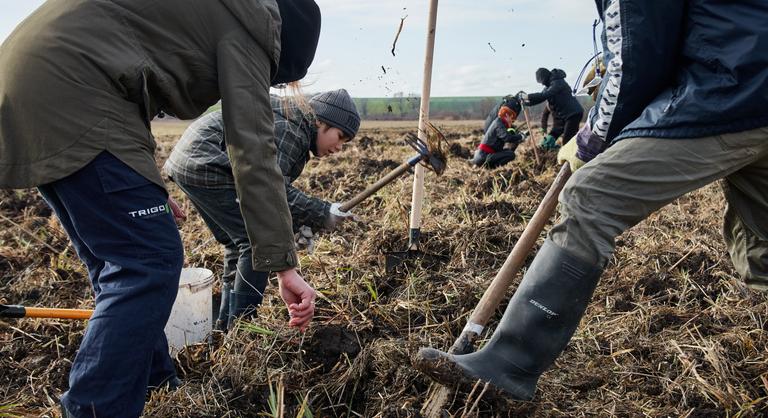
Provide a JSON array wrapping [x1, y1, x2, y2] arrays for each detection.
[[450, 162, 572, 353], [407, 0, 440, 239], [521, 104, 542, 166]]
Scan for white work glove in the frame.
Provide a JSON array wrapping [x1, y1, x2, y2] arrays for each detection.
[[324, 203, 355, 231], [294, 225, 316, 254]]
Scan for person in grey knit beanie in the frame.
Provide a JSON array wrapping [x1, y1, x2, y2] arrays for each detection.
[[165, 90, 361, 333], [309, 88, 360, 139]]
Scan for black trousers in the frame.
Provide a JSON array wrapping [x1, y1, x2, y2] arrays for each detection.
[[549, 112, 583, 144], [472, 148, 517, 169]]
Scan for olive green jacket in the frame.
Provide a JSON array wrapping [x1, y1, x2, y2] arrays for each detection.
[[0, 0, 297, 271]]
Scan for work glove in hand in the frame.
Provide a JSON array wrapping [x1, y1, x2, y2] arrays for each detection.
[[277, 268, 316, 332], [539, 134, 559, 151], [516, 91, 529, 105], [323, 202, 355, 231], [557, 122, 608, 171], [574, 122, 608, 162], [294, 225, 316, 254], [556, 136, 586, 171]]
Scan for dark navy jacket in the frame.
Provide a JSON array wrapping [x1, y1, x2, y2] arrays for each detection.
[[589, 0, 768, 143], [479, 117, 524, 153], [527, 69, 583, 120]]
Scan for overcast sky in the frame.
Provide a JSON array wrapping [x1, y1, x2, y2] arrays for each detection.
[[0, 0, 600, 98]]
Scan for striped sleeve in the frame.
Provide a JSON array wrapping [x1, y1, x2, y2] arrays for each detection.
[[589, 0, 685, 143]]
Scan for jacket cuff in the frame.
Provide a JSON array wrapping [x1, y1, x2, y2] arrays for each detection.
[[252, 249, 298, 272], [319, 200, 333, 226], [575, 124, 608, 163]]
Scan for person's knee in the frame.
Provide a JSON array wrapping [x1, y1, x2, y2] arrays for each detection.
[[234, 238, 252, 255], [550, 170, 617, 265], [559, 170, 595, 217]]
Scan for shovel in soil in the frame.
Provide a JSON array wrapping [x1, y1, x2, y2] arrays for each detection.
[[1, 303, 93, 320], [383, 0, 447, 274], [382, 123, 450, 273], [419, 163, 572, 415]]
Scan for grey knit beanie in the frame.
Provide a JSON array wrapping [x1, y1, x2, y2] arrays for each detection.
[[309, 89, 361, 139]]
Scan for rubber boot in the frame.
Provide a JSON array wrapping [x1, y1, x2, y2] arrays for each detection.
[[227, 271, 268, 329], [416, 239, 603, 400], [214, 281, 233, 331]]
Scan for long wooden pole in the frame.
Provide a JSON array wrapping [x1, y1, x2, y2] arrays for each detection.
[[521, 102, 542, 166], [407, 0, 439, 251], [449, 163, 571, 354], [422, 163, 572, 417]]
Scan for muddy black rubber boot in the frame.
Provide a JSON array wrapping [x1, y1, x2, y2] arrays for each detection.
[[227, 271, 268, 329], [214, 281, 233, 331], [416, 239, 603, 400]]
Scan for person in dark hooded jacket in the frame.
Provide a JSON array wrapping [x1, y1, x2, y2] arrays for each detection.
[[417, 0, 768, 402], [0, 1, 321, 417], [520, 68, 584, 150]]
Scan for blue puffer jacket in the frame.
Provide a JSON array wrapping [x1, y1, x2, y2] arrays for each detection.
[[588, 0, 768, 144]]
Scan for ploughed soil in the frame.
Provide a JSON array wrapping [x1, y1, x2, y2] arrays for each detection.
[[2, 121, 767, 417]]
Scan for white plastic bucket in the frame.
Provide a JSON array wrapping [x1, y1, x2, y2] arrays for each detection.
[[164, 267, 215, 354]]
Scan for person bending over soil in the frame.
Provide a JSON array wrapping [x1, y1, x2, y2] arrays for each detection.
[[165, 89, 360, 330]]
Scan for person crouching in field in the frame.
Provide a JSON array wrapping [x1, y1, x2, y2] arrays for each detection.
[[0, 0, 320, 417], [165, 89, 360, 331], [519, 68, 584, 151], [472, 99, 528, 169], [483, 94, 518, 133]]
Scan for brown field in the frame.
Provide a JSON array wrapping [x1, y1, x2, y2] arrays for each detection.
[[2, 121, 768, 417]]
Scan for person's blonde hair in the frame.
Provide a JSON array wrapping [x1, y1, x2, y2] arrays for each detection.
[[275, 81, 314, 119]]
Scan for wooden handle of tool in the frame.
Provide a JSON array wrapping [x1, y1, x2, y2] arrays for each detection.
[[339, 162, 413, 212], [450, 163, 571, 354], [408, 0, 439, 240], [25, 307, 93, 320], [470, 162, 571, 324], [522, 105, 541, 166]]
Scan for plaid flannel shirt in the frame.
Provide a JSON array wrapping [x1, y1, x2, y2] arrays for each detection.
[[164, 96, 331, 231]]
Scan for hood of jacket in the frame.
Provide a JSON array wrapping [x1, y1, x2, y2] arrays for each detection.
[[219, 0, 321, 85], [273, 0, 321, 84], [550, 68, 567, 82]]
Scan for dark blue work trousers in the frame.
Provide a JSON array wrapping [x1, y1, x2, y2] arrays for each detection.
[[38, 152, 183, 418]]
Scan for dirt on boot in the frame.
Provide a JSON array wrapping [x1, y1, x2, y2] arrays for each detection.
[[413, 347, 532, 403]]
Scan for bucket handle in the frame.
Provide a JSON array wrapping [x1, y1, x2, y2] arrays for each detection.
[[182, 272, 215, 294]]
